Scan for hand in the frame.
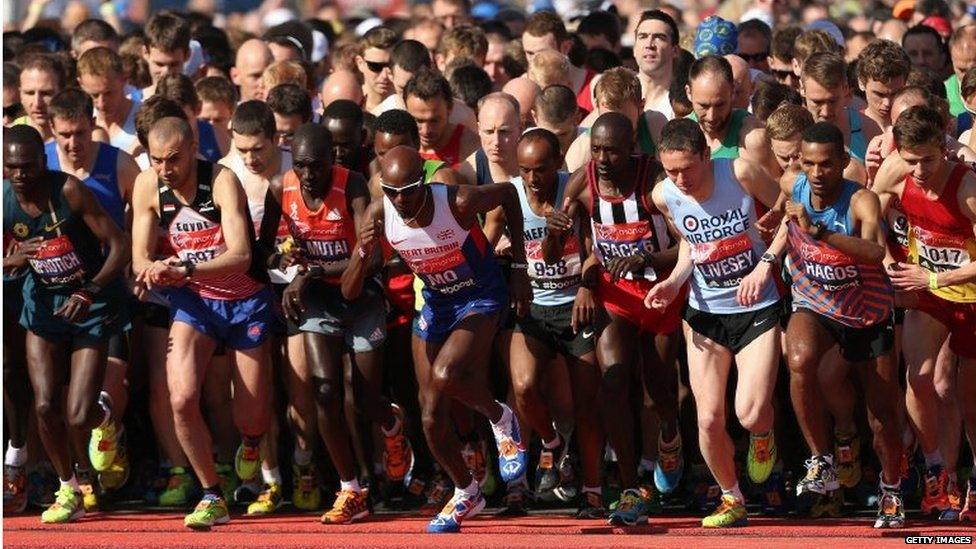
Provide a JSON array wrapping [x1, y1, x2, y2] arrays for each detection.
[[864, 141, 883, 182], [644, 277, 680, 310], [3, 237, 43, 270], [55, 291, 91, 323], [784, 201, 813, 235], [281, 274, 309, 321], [887, 261, 930, 291], [278, 247, 303, 270], [138, 258, 187, 289], [736, 261, 773, 307], [359, 217, 383, 254], [606, 254, 646, 282], [571, 286, 595, 333], [509, 268, 532, 318], [756, 208, 785, 243], [545, 198, 576, 236], [495, 234, 512, 257]]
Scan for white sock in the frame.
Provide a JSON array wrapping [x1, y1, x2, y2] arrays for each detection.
[[5, 442, 27, 467], [381, 409, 402, 437], [98, 391, 112, 428], [542, 434, 561, 450], [638, 458, 657, 474], [723, 483, 744, 504], [492, 402, 512, 430], [340, 478, 362, 493], [261, 466, 282, 486], [293, 447, 312, 466], [456, 478, 479, 498], [61, 475, 81, 492]]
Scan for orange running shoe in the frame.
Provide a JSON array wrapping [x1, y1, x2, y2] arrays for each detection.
[[320, 489, 369, 524]]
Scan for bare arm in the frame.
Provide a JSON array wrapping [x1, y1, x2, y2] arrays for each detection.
[[483, 204, 507, 248], [64, 176, 130, 288], [740, 119, 778, 176], [821, 189, 886, 265], [341, 198, 385, 300], [130, 170, 160, 276], [192, 168, 252, 278], [734, 157, 782, 209], [454, 183, 527, 264], [456, 154, 478, 187], [542, 169, 587, 264], [933, 177, 976, 287]]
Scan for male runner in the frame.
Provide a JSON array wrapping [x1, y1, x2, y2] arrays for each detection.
[[522, 11, 596, 114], [2, 125, 129, 523], [279, 124, 410, 524], [131, 117, 272, 530], [856, 39, 910, 132], [633, 10, 681, 118], [342, 145, 532, 533], [356, 27, 397, 113], [404, 69, 480, 169], [459, 93, 520, 188], [18, 54, 64, 144], [321, 100, 372, 175], [232, 39, 274, 103], [141, 13, 192, 99], [77, 47, 143, 158]]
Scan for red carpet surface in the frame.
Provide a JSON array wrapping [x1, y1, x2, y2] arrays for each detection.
[[4, 511, 973, 548]]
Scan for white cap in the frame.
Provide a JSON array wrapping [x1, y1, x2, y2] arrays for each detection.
[[311, 29, 329, 63], [263, 8, 297, 30], [355, 17, 383, 37], [183, 39, 204, 77]]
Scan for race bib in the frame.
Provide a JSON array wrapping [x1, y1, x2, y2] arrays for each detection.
[[796, 234, 862, 292], [911, 226, 971, 273], [409, 248, 477, 295], [592, 220, 656, 281], [171, 223, 225, 265], [690, 232, 756, 288], [526, 237, 581, 291], [28, 235, 86, 286]]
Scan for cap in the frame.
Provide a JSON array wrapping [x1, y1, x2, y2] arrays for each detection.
[[805, 19, 845, 49], [892, 0, 915, 21], [920, 16, 952, 38], [694, 16, 738, 58]]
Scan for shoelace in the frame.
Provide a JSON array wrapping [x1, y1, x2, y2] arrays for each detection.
[[803, 458, 822, 482], [256, 486, 278, 504], [195, 496, 221, 512], [385, 437, 406, 467], [539, 451, 555, 469], [616, 492, 637, 512], [330, 490, 358, 513], [714, 495, 738, 515]]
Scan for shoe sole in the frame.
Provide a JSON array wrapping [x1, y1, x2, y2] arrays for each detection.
[[185, 514, 230, 531], [874, 519, 904, 528], [607, 514, 647, 526], [702, 517, 748, 528], [41, 508, 85, 524], [426, 497, 488, 532], [322, 509, 369, 524]]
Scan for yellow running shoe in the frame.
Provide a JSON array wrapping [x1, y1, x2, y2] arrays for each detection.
[[246, 483, 282, 515], [234, 443, 261, 482], [320, 489, 369, 524], [158, 467, 194, 507], [76, 469, 98, 511], [701, 494, 748, 528], [834, 432, 862, 489], [747, 431, 777, 485], [184, 494, 229, 530], [98, 444, 130, 491], [88, 422, 118, 472], [40, 486, 84, 524], [292, 463, 321, 511]]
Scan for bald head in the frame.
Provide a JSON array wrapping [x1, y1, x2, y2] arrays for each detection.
[[502, 76, 540, 127], [234, 39, 274, 102], [380, 145, 424, 186], [4, 125, 45, 156], [478, 92, 520, 123], [878, 19, 907, 44], [591, 111, 633, 144], [724, 54, 753, 109], [321, 70, 364, 109]]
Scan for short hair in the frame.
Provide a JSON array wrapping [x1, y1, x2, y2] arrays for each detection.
[[765, 103, 815, 140], [231, 100, 276, 139], [917, 0, 951, 18], [480, 20, 513, 41], [145, 12, 191, 53], [444, 55, 478, 82], [266, 83, 312, 122], [48, 88, 93, 123], [4, 63, 21, 90], [194, 25, 233, 78], [528, 49, 570, 88], [262, 60, 309, 92], [802, 52, 847, 90], [594, 67, 642, 110], [359, 26, 398, 54], [948, 25, 976, 51], [373, 109, 419, 145], [585, 48, 622, 73], [403, 68, 453, 104], [893, 85, 934, 108], [524, 11, 568, 44], [155, 74, 200, 108], [292, 122, 332, 153], [738, 19, 772, 47], [450, 65, 493, 110], [20, 54, 66, 89], [534, 84, 577, 124], [688, 55, 733, 85], [659, 117, 708, 156], [577, 11, 622, 49], [893, 105, 944, 150], [477, 91, 520, 117], [135, 96, 188, 149], [751, 80, 803, 121], [438, 25, 488, 62], [264, 21, 313, 62], [856, 39, 911, 85], [902, 24, 946, 55], [771, 26, 802, 62], [519, 127, 561, 164], [196, 76, 239, 106], [331, 43, 361, 74], [802, 121, 846, 156], [72, 19, 118, 52], [149, 116, 193, 147], [322, 99, 365, 127], [636, 9, 679, 45], [392, 40, 431, 72], [77, 46, 123, 79], [794, 29, 839, 68], [961, 66, 976, 99]]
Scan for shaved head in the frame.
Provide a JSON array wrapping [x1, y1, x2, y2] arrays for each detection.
[[292, 123, 332, 158], [502, 76, 540, 127], [236, 38, 273, 68], [380, 145, 424, 186], [321, 70, 364, 108], [4, 124, 45, 156], [234, 39, 274, 101], [149, 116, 193, 148], [591, 111, 633, 143]]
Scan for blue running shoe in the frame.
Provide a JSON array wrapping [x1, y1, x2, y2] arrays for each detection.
[[426, 488, 486, 533], [654, 432, 684, 495], [607, 488, 648, 526], [491, 404, 528, 483]]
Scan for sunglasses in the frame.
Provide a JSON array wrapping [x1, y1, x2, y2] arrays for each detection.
[[770, 69, 795, 81], [738, 51, 769, 63], [364, 60, 391, 73], [381, 175, 424, 197]]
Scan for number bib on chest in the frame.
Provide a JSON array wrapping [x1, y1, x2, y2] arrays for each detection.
[[797, 239, 862, 291], [527, 236, 581, 291], [911, 226, 971, 272], [592, 220, 656, 281], [406, 244, 477, 295], [690, 233, 756, 288]]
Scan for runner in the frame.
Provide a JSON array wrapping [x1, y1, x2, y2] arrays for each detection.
[[77, 47, 143, 159], [404, 69, 480, 169], [17, 54, 65, 144], [776, 122, 905, 528], [131, 116, 273, 530], [532, 85, 582, 162], [278, 123, 411, 524], [522, 11, 596, 115], [231, 39, 273, 103], [547, 112, 682, 526], [855, 39, 910, 132], [2, 125, 130, 523], [644, 117, 782, 528], [321, 100, 372, 175], [355, 27, 397, 113], [342, 144, 532, 533], [140, 13, 192, 99], [632, 10, 681, 118]]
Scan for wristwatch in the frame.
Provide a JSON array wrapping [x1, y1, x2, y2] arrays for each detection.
[[181, 259, 196, 278], [759, 251, 777, 265], [82, 281, 102, 295], [812, 222, 828, 240]]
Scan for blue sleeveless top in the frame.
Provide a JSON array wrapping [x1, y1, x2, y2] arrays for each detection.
[[44, 142, 125, 229], [847, 107, 866, 163], [197, 120, 222, 163]]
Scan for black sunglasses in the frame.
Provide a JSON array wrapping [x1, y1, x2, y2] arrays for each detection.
[[738, 51, 769, 63], [364, 60, 391, 73]]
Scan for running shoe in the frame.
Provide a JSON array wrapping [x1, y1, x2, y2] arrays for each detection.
[[637, 465, 663, 515], [759, 465, 790, 516], [535, 440, 562, 494], [383, 404, 413, 483], [76, 468, 98, 511], [576, 490, 608, 519], [497, 480, 528, 517], [552, 450, 579, 503], [921, 464, 949, 516], [184, 494, 229, 530], [234, 442, 261, 482], [701, 494, 748, 528], [27, 462, 58, 508], [216, 463, 238, 503], [809, 490, 843, 518], [159, 467, 195, 507], [88, 422, 119, 472], [426, 488, 485, 533], [747, 430, 777, 485], [292, 462, 321, 511], [234, 477, 263, 505], [321, 489, 369, 524], [796, 456, 839, 507], [490, 404, 528, 483], [654, 432, 684, 495], [961, 479, 976, 521], [874, 486, 905, 528], [246, 483, 282, 515], [607, 488, 648, 526], [40, 486, 84, 524], [940, 481, 963, 521], [834, 432, 862, 489], [98, 444, 130, 491], [4, 465, 27, 513]]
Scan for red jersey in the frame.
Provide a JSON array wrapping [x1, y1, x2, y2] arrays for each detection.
[[420, 124, 465, 169]]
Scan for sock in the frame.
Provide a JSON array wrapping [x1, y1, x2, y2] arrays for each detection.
[[340, 478, 362, 493], [542, 434, 561, 450], [202, 485, 222, 499], [923, 451, 944, 470], [638, 458, 657, 474], [5, 442, 27, 467], [243, 435, 261, 449], [97, 391, 112, 428], [582, 485, 602, 495], [820, 454, 834, 465], [61, 475, 81, 492], [880, 477, 900, 491], [293, 447, 312, 466], [492, 402, 512, 429], [722, 483, 744, 504], [381, 410, 402, 437], [261, 466, 282, 486], [456, 478, 479, 498], [751, 430, 772, 441]]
